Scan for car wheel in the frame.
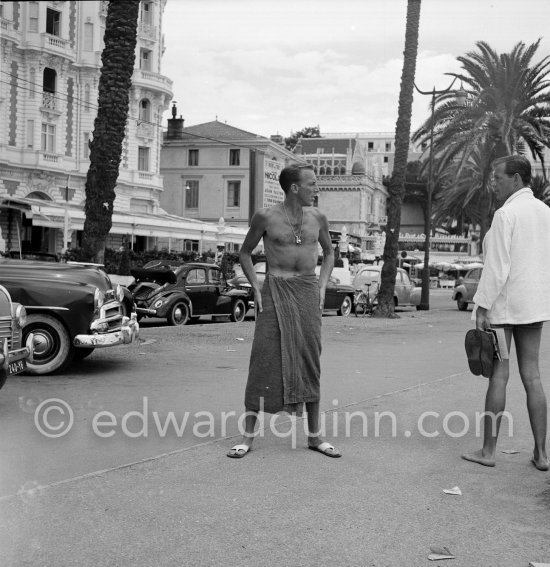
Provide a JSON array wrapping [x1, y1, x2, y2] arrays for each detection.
[[167, 302, 190, 326], [456, 295, 468, 311], [230, 299, 246, 322], [337, 295, 353, 317], [73, 347, 95, 360], [22, 314, 74, 375]]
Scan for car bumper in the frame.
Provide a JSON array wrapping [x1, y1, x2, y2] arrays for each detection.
[[73, 314, 139, 348], [136, 306, 157, 316]]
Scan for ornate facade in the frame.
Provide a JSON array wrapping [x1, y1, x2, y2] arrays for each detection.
[[0, 0, 215, 254]]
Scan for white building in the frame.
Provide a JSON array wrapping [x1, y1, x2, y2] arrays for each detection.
[[0, 0, 223, 255]]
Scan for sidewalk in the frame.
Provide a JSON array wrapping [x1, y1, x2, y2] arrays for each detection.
[[1, 309, 549, 566]]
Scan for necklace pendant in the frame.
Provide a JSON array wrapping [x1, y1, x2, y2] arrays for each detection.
[[296, 236, 302, 245]]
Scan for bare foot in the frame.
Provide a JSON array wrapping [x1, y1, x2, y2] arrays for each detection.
[[462, 449, 495, 467], [531, 453, 549, 471]]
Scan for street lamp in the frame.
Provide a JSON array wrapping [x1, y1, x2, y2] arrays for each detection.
[[413, 77, 467, 310]]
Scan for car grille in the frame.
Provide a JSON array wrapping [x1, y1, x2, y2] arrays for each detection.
[[0, 316, 13, 350], [100, 301, 123, 332]]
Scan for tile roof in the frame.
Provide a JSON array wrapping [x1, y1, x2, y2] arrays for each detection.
[[180, 120, 268, 142]]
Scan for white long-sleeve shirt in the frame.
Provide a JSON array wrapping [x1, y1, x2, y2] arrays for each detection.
[[472, 187, 550, 324]]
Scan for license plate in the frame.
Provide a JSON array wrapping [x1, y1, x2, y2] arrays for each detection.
[[8, 359, 26, 376]]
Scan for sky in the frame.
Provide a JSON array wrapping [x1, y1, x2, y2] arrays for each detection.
[[159, 0, 550, 139]]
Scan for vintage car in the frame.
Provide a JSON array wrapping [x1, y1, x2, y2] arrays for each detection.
[[229, 262, 356, 317], [353, 265, 422, 308], [0, 260, 139, 375], [0, 284, 34, 390], [129, 261, 249, 325], [452, 267, 482, 311]]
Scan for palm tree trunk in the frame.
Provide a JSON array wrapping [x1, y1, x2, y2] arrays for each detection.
[[375, 0, 422, 317], [81, 0, 140, 263]]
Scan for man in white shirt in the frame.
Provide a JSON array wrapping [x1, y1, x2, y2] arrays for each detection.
[[463, 155, 550, 471]]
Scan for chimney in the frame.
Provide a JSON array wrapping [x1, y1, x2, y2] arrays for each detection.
[[270, 134, 283, 145], [166, 101, 184, 140]]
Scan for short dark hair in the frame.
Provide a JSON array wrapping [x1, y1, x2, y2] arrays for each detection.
[[279, 163, 314, 194], [492, 155, 532, 186]]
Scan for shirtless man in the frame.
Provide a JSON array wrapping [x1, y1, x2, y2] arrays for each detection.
[[227, 163, 340, 458]]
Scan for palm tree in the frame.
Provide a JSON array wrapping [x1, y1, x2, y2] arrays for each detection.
[[413, 40, 550, 243], [375, 0, 422, 317], [81, 0, 141, 263]]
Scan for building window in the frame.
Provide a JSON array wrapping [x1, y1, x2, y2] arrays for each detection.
[[185, 180, 199, 209], [385, 142, 391, 151], [368, 142, 374, 151], [83, 132, 90, 159], [139, 99, 151, 122], [42, 68, 56, 110], [29, 68, 36, 98], [43, 67, 56, 93], [83, 22, 94, 50], [29, 2, 39, 32], [41, 123, 56, 153], [138, 146, 150, 171], [229, 149, 240, 166], [188, 149, 199, 166], [140, 48, 152, 71], [27, 121, 34, 149], [46, 8, 61, 36], [227, 181, 240, 207], [383, 156, 389, 163], [84, 84, 91, 111], [141, 1, 153, 24]]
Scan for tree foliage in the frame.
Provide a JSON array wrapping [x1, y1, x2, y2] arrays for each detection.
[[284, 125, 321, 151], [413, 39, 550, 242], [81, 0, 140, 263]]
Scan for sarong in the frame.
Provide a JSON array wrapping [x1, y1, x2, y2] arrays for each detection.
[[245, 273, 322, 415]]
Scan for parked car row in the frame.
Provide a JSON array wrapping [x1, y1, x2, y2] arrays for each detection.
[[0, 255, 435, 380], [0, 259, 139, 375], [228, 262, 357, 316]]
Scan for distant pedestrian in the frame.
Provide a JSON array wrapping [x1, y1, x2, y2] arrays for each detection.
[[463, 155, 550, 470], [227, 163, 341, 459]]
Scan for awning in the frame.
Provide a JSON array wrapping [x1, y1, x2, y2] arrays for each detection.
[[0, 197, 249, 244]]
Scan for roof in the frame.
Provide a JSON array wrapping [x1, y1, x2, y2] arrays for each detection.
[[179, 120, 268, 142]]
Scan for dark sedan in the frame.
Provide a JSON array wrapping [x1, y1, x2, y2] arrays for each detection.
[[129, 261, 249, 325], [229, 262, 355, 317]]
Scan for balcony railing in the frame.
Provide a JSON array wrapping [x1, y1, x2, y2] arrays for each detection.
[[42, 153, 59, 163], [138, 22, 157, 40], [1, 17, 12, 32], [42, 92, 56, 110], [137, 122, 155, 139]]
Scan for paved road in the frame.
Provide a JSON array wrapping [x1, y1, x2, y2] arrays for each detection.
[[1, 289, 549, 565], [0, 291, 455, 497]]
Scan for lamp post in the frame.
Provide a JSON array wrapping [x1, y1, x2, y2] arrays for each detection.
[[413, 77, 467, 310]]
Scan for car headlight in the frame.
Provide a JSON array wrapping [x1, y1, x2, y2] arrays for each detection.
[[153, 299, 164, 308], [15, 304, 27, 328], [116, 284, 124, 303], [94, 288, 105, 310]]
